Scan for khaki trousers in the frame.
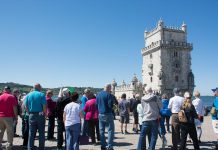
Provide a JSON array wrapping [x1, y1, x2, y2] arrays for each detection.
[[0, 117, 14, 149], [171, 114, 181, 149]]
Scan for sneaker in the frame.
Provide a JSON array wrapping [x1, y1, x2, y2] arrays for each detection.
[[161, 135, 167, 148], [47, 137, 56, 141], [92, 142, 97, 146], [14, 134, 20, 137], [121, 130, 124, 134], [124, 130, 129, 134]]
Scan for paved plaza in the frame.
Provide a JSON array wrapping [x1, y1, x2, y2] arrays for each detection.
[[2, 116, 217, 150]]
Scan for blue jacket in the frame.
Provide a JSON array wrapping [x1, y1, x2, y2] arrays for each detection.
[[212, 97, 218, 120], [96, 91, 114, 114], [160, 99, 171, 116]]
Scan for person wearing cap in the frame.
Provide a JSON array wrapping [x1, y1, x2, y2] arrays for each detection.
[[137, 87, 162, 150], [211, 87, 218, 149], [56, 87, 72, 150], [168, 88, 184, 150], [81, 88, 91, 136], [179, 92, 199, 150], [96, 84, 115, 150], [0, 86, 18, 150], [24, 83, 46, 150], [46, 90, 56, 140]]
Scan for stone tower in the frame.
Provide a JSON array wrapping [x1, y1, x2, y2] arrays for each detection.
[[141, 20, 194, 95]]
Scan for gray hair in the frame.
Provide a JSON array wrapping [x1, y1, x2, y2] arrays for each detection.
[[104, 83, 111, 92], [145, 87, 153, 93], [194, 90, 200, 98]]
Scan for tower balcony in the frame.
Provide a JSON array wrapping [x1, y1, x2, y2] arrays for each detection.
[[141, 40, 193, 55]]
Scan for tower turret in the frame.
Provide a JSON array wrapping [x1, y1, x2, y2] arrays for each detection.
[[158, 18, 164, 28], [181, 22, 187, 33], [111, 79, 117, 95]]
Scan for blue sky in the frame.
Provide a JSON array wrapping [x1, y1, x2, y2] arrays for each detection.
[[0, 0, 217, 95]]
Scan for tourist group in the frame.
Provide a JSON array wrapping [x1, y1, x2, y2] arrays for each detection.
[[1, 83, 218, 150]]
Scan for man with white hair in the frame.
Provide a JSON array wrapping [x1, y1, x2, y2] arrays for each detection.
[[96, 84, 115, 150], [192, 90, 204, 143], [137, 87, 162, 150], [81, 88, 91, 136], [168, 88, 184, 150], [56, 87, 71, 150]]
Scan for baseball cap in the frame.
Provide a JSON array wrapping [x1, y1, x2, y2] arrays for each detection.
[[4, 86, 11, 90], [62, 88, 70, 95], [211, 87, 218, 92]]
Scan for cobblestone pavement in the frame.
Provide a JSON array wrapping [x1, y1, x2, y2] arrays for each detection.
[[2, 116, 216, 150]]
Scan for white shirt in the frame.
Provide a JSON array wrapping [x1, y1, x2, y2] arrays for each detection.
[[137, 104, 143, 125], [64, 102, 82, 126], [168, 95, 184, 113], [192, 98, 204, 116]]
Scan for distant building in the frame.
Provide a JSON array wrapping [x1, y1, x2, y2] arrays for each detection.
[[111, 74, 144, 99], [113, 20, 195, 98]]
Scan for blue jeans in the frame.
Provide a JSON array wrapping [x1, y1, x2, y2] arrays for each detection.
[[160, 116, 166, 135], [65, 123, 81, 150], [137, 120, 158, 150], [28, 113, 45, 150], [99, 114, 114, 149]]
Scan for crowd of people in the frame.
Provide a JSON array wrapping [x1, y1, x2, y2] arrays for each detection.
[[0, 83, 218, 150]]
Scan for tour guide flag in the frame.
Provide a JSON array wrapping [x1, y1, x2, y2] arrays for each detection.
[[68, 87, 75, 94]]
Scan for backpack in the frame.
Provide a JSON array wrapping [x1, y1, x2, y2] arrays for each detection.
[[178, 110, 187, 123]]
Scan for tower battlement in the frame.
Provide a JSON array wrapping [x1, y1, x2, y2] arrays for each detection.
[[141, 40, 193, 55]]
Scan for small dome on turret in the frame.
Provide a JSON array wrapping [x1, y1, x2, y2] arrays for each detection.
[[182, 21, 186, 27], [132, 74, 138, 83], [158, 18, 164, 27], [181, 21, 187, 32], [112, 79, 117, 87], [122, 80, 126, 86]]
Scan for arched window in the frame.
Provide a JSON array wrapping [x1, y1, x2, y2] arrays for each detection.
[[150, 54, 153, 59], [174, 51, 178, 57], [175, 63, 178, 68]]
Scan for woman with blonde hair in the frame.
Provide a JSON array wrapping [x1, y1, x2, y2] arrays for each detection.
[[179, 91, 200, 150]]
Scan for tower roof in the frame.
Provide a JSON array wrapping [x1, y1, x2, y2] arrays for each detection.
[[132, 74, 138, 82]]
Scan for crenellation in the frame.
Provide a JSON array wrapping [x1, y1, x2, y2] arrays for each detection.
[[142, 40, 192, 55]]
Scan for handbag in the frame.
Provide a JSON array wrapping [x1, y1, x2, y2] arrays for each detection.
[[79, 135, 89, 145], [199, 116, 204, 123], [178, 110, 187, 123], [211, 107, 217, 116]]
